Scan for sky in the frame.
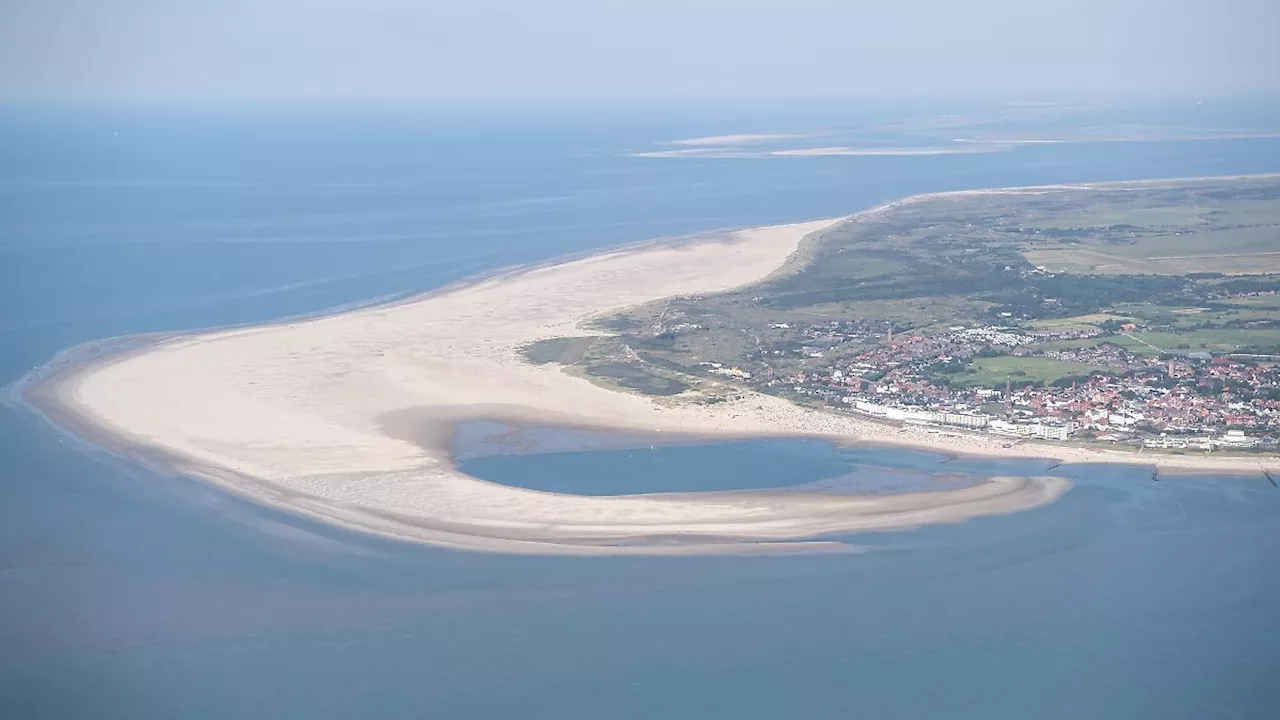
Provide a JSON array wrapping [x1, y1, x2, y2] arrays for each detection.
[[1, 0, 1278, 102]]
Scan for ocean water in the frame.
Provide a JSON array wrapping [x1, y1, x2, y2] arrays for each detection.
[[3, 101, 1280, 718]]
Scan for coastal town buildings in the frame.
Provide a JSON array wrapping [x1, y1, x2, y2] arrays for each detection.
[[690, 319, 1280, 450]]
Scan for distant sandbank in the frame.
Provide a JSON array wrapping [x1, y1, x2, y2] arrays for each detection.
[[23, 179, 1278, 555], [667, 132, 811, 147], [630, 145, 1003, 159]]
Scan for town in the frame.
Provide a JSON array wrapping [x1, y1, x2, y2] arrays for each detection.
[[593, 179, 1280, 455], [691, 318, 1280, 452]]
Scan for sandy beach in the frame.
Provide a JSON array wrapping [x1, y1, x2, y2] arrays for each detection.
[[24, 184, 1277, 554]]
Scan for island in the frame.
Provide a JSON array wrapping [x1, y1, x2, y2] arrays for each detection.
[[22, 175, 1280, 554], [562, 175, 1280, 457]]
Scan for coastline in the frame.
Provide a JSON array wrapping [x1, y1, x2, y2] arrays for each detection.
[[21, 177, 1279, 555]]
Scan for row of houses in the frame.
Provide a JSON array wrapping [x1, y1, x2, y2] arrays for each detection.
[[1143, 429, 1269, 449], [848, 400, 1074, 440]]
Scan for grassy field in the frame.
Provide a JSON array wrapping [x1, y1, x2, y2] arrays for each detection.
[[1130, 227, 1280, 257], [952, 356, 1108, 388], [1107, 304, 1199, 324], [1031, 327, 1280, 357], [1023, 205, 1213, 229], [1024, 240, 1280, 275], [1021, 195, 1280, 276], [1110, 329, 1280, 355], [1027, 313, 1135, 330], [1033, 337, 1107, 352], [1166, 308, 1278, 329], [1227, 295, 1280, 309], [840, 254, 909, 279]]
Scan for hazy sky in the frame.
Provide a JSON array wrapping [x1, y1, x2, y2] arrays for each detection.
[[2, 0, 1277, 102]]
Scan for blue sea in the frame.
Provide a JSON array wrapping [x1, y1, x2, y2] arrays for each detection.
[[3, 100, 1280, 718]]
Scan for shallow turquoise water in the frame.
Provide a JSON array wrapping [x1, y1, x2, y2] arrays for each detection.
[[3, 102, 1280, 718]]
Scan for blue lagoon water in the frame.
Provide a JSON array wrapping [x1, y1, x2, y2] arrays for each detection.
[[459, 432, 987, 495], [3, 102, 1280, 718]]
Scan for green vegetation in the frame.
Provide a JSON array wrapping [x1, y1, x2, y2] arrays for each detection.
[[542, 335, 703, 398], [1026, 313, 1136, 330], [1109, 329, 1280, 356], [1227, 294, 1280, 309], [543, 177, 1280, 408], [948, 356, 1109, 388], [1022, 205, 1212, 229], [1021, 194, 1280, 275], [582, 363, 689, 396], [520, 336, 599, 365]]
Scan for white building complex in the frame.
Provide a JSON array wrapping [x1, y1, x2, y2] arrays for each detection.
[[850, 401, 1074, 440], [987, 419, 1075, 441]]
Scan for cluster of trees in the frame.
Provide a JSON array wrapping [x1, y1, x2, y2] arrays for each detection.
[[1214, 277, 1280, 294]]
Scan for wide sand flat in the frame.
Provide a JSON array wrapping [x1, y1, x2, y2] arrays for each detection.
[[39, 188, 1271, 555]]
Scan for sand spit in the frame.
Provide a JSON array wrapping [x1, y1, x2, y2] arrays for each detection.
[[769, 146, 1000, 157], [26, 178, 1279, 555], [668, 132, 809, 147], [630, 145, 1004, 159]]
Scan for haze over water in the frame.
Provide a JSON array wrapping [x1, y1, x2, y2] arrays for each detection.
[[3, 102, 1280, 718]]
